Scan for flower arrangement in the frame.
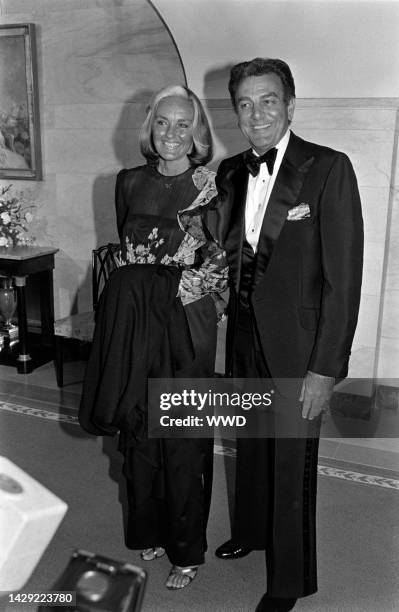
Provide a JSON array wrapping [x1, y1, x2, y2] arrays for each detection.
[[0, 184, 36, 247]]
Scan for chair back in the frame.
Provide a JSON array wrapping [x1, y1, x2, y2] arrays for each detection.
[[92, 243, 121, 310]]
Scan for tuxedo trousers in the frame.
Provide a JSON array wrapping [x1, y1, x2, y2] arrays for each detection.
[[124, 295, 216, 567], [231, 307, 320, 598]]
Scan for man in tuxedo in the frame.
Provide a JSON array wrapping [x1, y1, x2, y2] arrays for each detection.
[[206, 58, 363, 611]]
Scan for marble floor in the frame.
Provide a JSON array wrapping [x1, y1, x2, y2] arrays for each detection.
[[1, 357, 398, 476]]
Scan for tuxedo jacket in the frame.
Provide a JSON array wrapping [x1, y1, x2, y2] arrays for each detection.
[[205, 132, 364, 380]]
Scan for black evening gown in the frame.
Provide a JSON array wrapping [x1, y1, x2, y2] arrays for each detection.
[[115, 164, 218, 567]]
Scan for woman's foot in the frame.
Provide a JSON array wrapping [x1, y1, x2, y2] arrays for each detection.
[[140, 547, 166, 561], [165, 565, 198, 590]]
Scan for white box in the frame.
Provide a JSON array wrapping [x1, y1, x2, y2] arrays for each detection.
[[0, 456, 68, 591]]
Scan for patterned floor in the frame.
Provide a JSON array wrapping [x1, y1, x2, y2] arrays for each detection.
[[1, 398, 399, 492]]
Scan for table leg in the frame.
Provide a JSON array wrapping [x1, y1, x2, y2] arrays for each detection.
[[14, 276, 33, 374], [38, 269, 55, 348]]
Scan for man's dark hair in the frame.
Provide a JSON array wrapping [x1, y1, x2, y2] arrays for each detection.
[[228, 58, 296, 110]]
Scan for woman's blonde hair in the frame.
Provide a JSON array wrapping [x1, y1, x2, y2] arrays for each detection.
[[139, 84, 213, 166]]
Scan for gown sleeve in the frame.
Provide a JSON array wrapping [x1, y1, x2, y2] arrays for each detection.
[[178, 240, 228, 311], [115, 168, 129, 242], [177, 167, 228, 313]]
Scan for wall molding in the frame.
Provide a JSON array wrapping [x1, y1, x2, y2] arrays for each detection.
[[204, 97, 399, 109]]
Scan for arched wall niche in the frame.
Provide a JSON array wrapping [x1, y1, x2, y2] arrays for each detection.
[[0, 0, 186, 319]]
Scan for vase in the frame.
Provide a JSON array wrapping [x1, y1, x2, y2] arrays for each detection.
[[0, 277, 17, 337]]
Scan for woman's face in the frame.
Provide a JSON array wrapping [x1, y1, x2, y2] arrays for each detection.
[[152, 96, 195, 164]]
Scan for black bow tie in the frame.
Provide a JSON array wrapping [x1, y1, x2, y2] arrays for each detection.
[[244, 148, 277, 177]]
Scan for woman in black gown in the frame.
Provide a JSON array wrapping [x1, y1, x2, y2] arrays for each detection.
[[80, 85, 227, 589]]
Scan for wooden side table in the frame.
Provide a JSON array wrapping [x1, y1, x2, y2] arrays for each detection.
[[0, 246, 58, 374]]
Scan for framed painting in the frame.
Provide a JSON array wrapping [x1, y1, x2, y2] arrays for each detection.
[[0, 23, 42, 180]]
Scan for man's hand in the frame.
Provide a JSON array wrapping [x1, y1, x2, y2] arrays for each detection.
[[299, 370, 335, 420]]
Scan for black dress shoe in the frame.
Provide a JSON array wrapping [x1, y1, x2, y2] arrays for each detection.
[[255, 594, 297, 612], [215, 539, 252, 559]]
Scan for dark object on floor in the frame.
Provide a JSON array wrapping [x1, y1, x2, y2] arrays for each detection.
[[54, 243, 120, 387], [39, 549, 147, 612], [215, 539, 252, 559]]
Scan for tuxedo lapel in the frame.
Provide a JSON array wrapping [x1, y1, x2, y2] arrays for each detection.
[[224, 159, 249, 291], [254, 133, 315, 285]]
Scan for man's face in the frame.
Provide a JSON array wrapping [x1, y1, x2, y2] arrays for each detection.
[[235, 73, 295, 154]]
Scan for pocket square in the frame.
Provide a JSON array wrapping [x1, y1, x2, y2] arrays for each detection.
[[287, 203, 311, 221]]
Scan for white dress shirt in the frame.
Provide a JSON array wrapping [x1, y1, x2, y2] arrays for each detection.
[[245, 129, 291, 251]]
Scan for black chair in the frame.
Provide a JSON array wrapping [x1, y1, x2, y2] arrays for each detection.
[[54, 243, 120, 387]]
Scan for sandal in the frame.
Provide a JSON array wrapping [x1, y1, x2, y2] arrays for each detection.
[[140, 547, 166, 561], [165, 565, 198, 590]]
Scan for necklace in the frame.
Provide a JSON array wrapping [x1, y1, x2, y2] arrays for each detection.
[[156, 162, 190, 188]]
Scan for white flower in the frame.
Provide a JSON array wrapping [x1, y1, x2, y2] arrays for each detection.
[[148, 227, 159, 240], [1, 212, 11, 225], [0, 236, 8, 246], [0, 184, 37, 246]]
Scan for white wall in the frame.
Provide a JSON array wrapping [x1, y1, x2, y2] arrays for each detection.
[[153, 0, 399, 99], [153, 0, 399, 384], [0, 0, 185, 318]]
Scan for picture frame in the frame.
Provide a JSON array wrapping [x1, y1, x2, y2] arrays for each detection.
[[0, 23, 42, 180]]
